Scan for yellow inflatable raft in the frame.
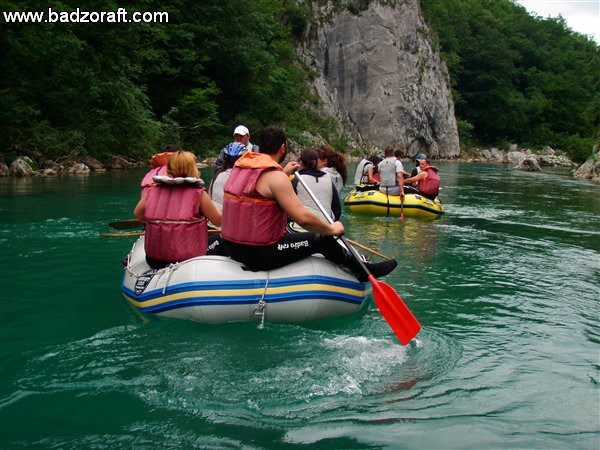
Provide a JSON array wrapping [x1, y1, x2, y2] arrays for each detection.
[[344, 187, 444, 219]]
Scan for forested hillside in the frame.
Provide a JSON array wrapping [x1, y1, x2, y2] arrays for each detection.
[[420, 0, 599, 161], [0, 0, 317, 162], [1, 0, 598, 164]]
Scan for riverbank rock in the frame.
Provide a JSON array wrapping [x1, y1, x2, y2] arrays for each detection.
[[79, 155, 104, 171], [40, 159, 62, 173], [0, 153, 146, 177], [573, 143, 600, 183], [9, 157, 36, 177], [103, 155, 139, 169], [67, 162, 91, 174], [464, 146, 576, 170], [0, 160, 9, 177], [40, 168, 58, 176], [516, 157, 541, 171], [537, 146, 577, 167]]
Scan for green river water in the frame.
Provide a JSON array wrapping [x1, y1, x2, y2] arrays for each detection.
[[0, 162, 598, 449]]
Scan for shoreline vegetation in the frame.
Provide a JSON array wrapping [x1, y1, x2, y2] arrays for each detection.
[[2, 143, 597, 182], [3, 1, 598, 183]]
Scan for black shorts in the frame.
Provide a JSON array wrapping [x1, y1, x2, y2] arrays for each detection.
[[223, 232, 347, 271]]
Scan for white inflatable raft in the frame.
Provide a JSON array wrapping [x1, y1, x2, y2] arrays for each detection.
[[121, 237, 370, 324]]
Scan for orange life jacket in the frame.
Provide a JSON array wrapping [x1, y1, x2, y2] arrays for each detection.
[[221, 152, 288, 246]]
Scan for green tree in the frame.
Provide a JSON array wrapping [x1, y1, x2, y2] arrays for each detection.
[[420, 0, 599, 161]]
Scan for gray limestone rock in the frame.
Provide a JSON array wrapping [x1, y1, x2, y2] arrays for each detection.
[[298, 0, 459, 158]]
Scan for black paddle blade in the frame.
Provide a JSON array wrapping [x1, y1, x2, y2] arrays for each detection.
[[108, 219, 144, 230]]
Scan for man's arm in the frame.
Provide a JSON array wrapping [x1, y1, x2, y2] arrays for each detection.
[[396, 171, 405, 195], [133, 196, 146, 220], [266, 171, 344, 236], [403, 171, 426, 185], [214, 147, 226, 172]]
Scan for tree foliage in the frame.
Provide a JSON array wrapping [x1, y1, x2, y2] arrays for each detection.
[[420, 0, 599, 161], [0, 0, 598, 164], [0, 0, 314, 162]]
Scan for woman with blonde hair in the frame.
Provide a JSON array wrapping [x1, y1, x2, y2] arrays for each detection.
[[134, 150, 223, 268]]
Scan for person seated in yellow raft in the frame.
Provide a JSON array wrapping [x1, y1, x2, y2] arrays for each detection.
[[403, 158, 441, 200], [377, 146, 405, 197], [134, 150, 224, 269]]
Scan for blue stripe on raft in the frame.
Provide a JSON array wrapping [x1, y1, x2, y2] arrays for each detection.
[[126, 274, 364, 301], [127, 290, 366, 314]]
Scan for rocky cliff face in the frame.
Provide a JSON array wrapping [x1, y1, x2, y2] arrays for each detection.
[[298, 0, 460, 158]]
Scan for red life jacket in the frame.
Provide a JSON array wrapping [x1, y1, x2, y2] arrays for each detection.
[[418, 167, 440, 197], [221, 152, 288, 245], [144, 183, 208, 263]]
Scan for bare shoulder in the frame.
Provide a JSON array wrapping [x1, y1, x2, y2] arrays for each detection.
[[257, 169, 291, 198]]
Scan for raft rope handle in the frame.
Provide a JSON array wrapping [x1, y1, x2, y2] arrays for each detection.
[[124, 238, 139, 273], [162, 262, 182, 294], [255, 271, 270, 328], [385, 186, 390, 216]]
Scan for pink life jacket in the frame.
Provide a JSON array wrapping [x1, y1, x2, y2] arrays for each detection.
[[221, 152, 287, 246], [144, 183, 207, 263], [418, 166, 440, 197], [141, 165, 168, 194]]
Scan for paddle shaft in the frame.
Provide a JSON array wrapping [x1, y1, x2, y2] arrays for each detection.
[[104, 223, 388, 260], [295, 171, 421, 345], [295, 173, 380, 273], [346, 238, 390, 260], [400, 194, 404, 221]]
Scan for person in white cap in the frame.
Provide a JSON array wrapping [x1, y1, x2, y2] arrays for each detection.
[[214, 125, 258, 172]]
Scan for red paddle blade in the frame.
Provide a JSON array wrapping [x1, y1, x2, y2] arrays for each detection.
[[369, 275, 421, 345]]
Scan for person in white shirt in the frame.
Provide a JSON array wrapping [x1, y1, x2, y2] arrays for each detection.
[[378, 147, 405, 197], [293, 148, 341, 222], [208, 142, 246, 210], [317, 145, 347, 195]]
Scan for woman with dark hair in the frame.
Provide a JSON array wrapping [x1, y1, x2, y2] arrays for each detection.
[[293, 148, 341, 221], [317, 144, 347, 194], [353, 154, 382, 186]]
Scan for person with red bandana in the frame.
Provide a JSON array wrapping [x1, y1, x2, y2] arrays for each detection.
[[134, 150, 223, 269], [140, 144, 181, 196], [220, 126, 397, 282]]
